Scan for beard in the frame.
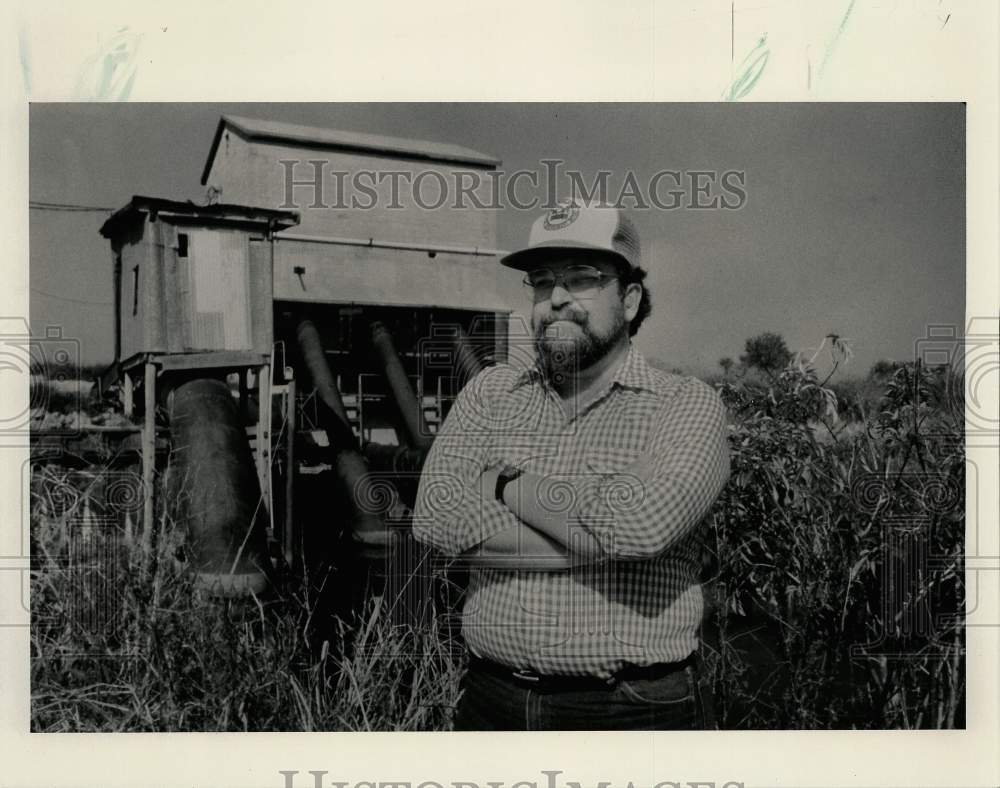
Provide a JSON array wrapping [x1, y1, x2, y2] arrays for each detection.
[[532, 305, 628, 387]]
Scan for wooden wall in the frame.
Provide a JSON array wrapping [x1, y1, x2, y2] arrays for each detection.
[[273, 240, 509, 312], [203, 129, 498, 249], [116, 216, 274, 359], [202, 128, 507, 313]]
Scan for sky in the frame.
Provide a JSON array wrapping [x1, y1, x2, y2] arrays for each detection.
[[28, 102, 965, 377]]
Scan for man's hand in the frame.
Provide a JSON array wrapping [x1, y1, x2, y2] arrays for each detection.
[[470, 463, 605, 561]]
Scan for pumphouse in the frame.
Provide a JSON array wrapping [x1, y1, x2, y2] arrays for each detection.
[[99, 116, 511, 593]]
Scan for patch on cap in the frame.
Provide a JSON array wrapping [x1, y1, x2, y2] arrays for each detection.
[[542, 201, 580, 231], [501, 199, 642, 271]]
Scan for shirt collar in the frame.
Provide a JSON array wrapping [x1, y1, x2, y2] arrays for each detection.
[[507, 343, 660, 393]]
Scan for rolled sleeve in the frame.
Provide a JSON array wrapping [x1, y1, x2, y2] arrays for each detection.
[[569, 378, 730, 560]]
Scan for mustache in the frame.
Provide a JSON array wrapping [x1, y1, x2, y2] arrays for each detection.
[[539, 311, 587, 329]]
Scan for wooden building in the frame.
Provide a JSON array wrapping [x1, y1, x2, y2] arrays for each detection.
[[99, 197, 300, 549], [200, 114, 508, 314], [97, 118, 512, 573], [100, 196, 300, 362]]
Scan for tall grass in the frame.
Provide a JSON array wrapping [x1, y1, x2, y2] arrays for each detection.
[[30, 472, 464, 731], [702, 359, 965, 728], [31, 359, 965, 730]]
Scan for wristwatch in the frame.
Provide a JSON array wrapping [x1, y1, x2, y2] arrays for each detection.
[[494, 465, 523, 504]]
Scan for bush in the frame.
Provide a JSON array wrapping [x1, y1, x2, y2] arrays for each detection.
[[703, 360, 964, 728]]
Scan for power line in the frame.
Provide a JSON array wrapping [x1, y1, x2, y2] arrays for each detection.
[[30, 286, 113, 306], [29, 201, 116, 213], [30, 202, 115, 306]]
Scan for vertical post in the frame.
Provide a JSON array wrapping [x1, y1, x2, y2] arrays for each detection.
[[256, 364, 271, 510], [142, 361, 156, 550], [437, 376, 444, 425], [357, 373, 365, 441], [284, 378, 296, 572]]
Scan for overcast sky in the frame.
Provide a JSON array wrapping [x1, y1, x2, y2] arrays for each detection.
[[29, 103, 964, 376]]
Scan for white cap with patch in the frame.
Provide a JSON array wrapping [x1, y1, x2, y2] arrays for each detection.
[[501, 200, 641, 271]]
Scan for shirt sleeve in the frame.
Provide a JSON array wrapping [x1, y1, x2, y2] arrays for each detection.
[[412, 367, 521, 556], [568, 377, 730, 560]]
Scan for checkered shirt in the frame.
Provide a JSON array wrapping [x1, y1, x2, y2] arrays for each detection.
[[412, 345, 730, 679]]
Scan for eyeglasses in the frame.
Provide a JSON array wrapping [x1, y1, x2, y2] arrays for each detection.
[[522, 265, 618, 297]]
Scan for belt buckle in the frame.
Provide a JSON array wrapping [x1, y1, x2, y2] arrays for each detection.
[[512, 668, 541, 684]]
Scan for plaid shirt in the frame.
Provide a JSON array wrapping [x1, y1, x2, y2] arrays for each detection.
[[412, 345, 730, 678]]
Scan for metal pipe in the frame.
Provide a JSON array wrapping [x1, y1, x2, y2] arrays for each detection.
[[277, 232, 506, 258], [295, 321, 389, 554], [166, 377, 271, 596], [295, 320, 351, 425], [370, 321, 432, 450]]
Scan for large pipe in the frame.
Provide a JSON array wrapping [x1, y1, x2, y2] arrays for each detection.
[[295, 320, 350, 425], [370, 321, 433, 450], [295, 320, 389, 556], [166, 377, 271, 596]]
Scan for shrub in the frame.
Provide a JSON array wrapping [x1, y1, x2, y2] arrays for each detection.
[[703, 359, 964, 728]]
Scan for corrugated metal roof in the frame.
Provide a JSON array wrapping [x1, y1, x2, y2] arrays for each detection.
[[100, 195, 300, 238], [200, 115, 502, 184]]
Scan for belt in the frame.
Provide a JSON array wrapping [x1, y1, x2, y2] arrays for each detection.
[[468, 652, 697, 691]]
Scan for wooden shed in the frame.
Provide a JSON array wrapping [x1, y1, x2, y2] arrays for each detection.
[[98, 197, 300, 548], [199, 115, 509, 314], [99, 196, 299, 363]]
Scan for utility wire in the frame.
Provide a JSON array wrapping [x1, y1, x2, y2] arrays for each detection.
[[30, 202, 115, 305], [30, 286, 113, 306], [29, 201, 116, 213]]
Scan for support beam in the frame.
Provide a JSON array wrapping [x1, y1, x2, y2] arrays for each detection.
[[141, 361, 157, 551], [284, 378, 296, 572], [256, 364, 271, 513]]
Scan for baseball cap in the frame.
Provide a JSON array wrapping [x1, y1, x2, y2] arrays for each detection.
[[501, 200, 641, 272]]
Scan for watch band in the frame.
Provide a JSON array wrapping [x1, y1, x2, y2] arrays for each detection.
[[494, 466, 523, 504]]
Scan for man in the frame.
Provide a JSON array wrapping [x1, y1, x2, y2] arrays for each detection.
[[412, 200, 730, 731]]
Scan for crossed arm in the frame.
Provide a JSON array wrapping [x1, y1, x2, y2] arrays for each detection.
[[459, 465, 605, 569], [412, 459, 600, 570], [411, 370, 730, 570]]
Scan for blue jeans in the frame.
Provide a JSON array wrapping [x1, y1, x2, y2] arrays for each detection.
[[453, 656, 717, 731]]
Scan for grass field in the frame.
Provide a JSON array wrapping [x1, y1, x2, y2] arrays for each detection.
[[29, 358, 965, 730]]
